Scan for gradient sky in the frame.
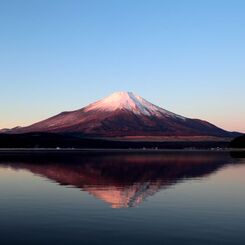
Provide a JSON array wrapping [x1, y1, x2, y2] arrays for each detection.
[[0, 0, 244, 132]]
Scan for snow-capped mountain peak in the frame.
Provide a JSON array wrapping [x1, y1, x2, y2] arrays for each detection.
[[84, 91, 184, 118], [3, 91, 233, 137]]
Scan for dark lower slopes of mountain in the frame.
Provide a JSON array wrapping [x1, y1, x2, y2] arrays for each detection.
[[0, 132, 232, 149], [1, 92, 240, 137]]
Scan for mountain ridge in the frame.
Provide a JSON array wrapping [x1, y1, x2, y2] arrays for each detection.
[[1, 91, 239, 137]]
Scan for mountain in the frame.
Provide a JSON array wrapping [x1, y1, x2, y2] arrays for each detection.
[[2, 91, 237, 137]]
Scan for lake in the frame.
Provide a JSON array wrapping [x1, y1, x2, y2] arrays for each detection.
[[0, 151, 244, 244]]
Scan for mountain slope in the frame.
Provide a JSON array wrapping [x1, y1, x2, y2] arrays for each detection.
[[3, 91, 236, 137]]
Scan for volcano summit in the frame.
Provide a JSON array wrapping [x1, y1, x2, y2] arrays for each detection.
[[3, 92, 236, 137]]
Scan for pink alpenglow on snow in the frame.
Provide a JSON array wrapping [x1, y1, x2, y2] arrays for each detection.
[[2, 92, 237, 137]]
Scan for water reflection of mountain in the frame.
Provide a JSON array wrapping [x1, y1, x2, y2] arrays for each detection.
[[0, 152, 240, 208]]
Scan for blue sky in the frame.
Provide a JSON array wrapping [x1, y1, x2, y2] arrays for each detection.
[[0, 0, 244, 132]]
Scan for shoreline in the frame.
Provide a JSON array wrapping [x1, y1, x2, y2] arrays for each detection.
[[0, 148, 244, 154]]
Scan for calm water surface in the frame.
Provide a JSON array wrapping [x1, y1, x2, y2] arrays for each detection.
[[0, 151, 244, 245]]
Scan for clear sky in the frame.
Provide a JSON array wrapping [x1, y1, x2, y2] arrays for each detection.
[[0, 0, 244, 132]]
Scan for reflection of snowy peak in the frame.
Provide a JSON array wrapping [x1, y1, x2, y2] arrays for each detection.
[[5, 91, 232, 137], [84, 91, 184, 119], [4, 152, 233, 208], [85, 182, 162, 208]]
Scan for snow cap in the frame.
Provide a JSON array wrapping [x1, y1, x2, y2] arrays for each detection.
[[84, 91, 185, 119]]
